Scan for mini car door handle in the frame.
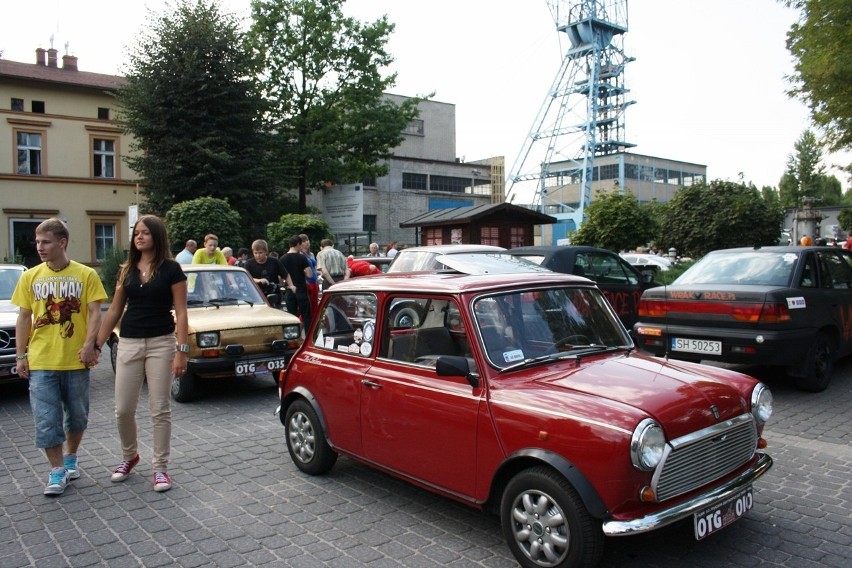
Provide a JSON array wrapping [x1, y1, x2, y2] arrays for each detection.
[[361, 379, 382, 389]]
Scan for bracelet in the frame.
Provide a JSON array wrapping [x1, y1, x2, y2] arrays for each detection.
[[16, 353, 27, 360]]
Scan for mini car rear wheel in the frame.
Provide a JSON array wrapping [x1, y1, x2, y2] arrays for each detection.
[[171, 372, 197, 402], [501, 466, 603, 568], [794, 331, 833, 392], [285, 399, 338, 475]]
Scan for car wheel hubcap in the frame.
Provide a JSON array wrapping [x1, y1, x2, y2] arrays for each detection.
[[510, 490, 569, 567], [288, 412, 316, 463]]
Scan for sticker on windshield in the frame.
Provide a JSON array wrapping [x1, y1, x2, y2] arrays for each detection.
[[782, 253, 798, 263], [502, 349, 524, 362], [787, 297, 806, 309]]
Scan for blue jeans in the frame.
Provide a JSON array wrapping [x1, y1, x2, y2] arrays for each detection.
[[28, 369, 90, 449]]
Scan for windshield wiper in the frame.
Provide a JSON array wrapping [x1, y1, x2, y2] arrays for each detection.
[[499, 345, 626, 372], [209, 297, 252, 306]]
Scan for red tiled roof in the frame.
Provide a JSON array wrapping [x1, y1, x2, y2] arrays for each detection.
[[0, 59, 125, 90]]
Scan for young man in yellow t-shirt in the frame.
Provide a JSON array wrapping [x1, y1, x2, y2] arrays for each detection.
[[12, 218, 107, 496]]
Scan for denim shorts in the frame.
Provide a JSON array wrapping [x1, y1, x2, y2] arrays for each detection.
[[28, 369, 90, 448]]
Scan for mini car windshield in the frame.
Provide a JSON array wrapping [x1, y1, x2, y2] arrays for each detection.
[[675, 251, 798, 287], [473, 287, 631, 369]]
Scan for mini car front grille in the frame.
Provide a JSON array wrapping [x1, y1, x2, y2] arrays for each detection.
[[653, 414, 758, 502]]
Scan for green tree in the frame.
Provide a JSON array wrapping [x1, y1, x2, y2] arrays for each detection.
[[571, 189, 658, 252], [837, 207, 852, 232], [165, 197, 242, 253], [660, 180, 783, 258], [266, 214, 332, 254], [779, 130, 843, 207], [118, 0, 279, 237], [249, 0, 426, 212], [784, 0, 852, 162]]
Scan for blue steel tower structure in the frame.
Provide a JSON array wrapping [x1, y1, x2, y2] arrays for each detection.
[[506, 0, 634, 241]]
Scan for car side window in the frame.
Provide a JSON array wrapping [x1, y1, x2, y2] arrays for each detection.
[[581, 252, 638, 285], [313, 293, 378, 356], [799, 253, 817, 288], [819, 252, 852, 289], [381, 297, 464, 365]]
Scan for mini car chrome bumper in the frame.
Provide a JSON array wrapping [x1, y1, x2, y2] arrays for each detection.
[[602, 452, 773, 536]]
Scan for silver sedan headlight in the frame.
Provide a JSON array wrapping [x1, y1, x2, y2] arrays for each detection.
[[630, 418, 666, 471], [196, 332, 219, 348], [751, 383, 773, 425]]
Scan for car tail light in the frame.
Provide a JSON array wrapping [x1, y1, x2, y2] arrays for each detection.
[[639, 299, 790, 323]]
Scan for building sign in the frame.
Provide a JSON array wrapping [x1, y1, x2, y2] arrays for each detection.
[[323, 184, 363, 232]]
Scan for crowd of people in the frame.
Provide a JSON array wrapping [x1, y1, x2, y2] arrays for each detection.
[[11, 217, 402, 497]]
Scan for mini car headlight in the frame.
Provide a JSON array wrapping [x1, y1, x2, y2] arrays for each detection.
[[197, 332, 219, 348], [751, 383, 773, 425], [283, 325, 301, 340], [630, 418, 666, 471]]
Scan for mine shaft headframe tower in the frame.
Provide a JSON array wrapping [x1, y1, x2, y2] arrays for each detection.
[[506, 0, 634, 232]]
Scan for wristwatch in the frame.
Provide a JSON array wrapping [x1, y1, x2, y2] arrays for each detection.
[[176, 344, 190, 353]]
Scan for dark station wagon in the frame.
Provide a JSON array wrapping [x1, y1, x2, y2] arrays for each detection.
[[634, 245, 852, 392], [277, 271, 773, 567]]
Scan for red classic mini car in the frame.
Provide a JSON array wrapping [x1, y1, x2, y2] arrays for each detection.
[[276, 271, 773, 568]]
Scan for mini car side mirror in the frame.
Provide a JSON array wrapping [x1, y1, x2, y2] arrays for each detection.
[[436, 356, 479, 388]]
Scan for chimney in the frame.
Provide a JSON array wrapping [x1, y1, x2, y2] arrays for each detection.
[[36, 48, 46, 66], [47, 48, 58, 68], [62, 54, 78, 71]]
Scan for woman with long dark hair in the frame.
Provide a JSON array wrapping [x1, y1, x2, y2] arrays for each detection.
[[96, 215, 188, 492]]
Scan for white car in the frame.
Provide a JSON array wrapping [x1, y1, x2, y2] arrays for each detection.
[[620, 253, 672, 271], [387, 244, 506, 272], [0, 264, 26, 384]]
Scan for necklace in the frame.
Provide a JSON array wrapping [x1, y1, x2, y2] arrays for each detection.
[[47, 260, 70, 272]]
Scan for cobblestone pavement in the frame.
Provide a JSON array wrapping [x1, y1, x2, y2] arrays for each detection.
[[1, 354, 850, 567]]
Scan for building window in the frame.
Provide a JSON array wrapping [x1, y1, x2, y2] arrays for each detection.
[[93, 138, 116, 178], [424, 228, 442, 246], [363, 215, 377, 233], [624, 163, 638, 180], [11, 98, 24, 111], [361, 177, 377, 187], [98, 107, 110, 120], [94, 222, 118, 262], [430, 175, 468, 193], [599, 164, 619, 180], [481, 226, 500, 246], [402, 172, 427, 190], [403, 118, 424, 136], [16, 131, 43, 175], [510, 226, 525, 248], [31, 101, 45, 113]]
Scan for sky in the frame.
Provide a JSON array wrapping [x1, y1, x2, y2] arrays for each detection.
[[2, 0, 848, 201]]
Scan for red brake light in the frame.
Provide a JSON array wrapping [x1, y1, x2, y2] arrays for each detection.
[[639, 299, 791, 322]]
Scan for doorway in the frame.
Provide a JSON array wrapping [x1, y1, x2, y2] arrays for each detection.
[[10, 219, 42, 267]]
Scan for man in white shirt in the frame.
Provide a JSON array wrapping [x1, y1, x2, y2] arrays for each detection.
[[175, 240, 196, 264]]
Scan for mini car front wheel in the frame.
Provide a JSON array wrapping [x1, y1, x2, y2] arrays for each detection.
[[284, 399, 338, 475], [501, 466, 603, 568]]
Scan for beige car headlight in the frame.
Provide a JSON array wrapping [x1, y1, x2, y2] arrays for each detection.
[[197, 332, 219, 348]]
